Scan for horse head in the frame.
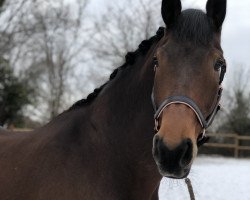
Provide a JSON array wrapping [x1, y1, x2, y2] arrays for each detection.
[[152, 0, 227, 179]]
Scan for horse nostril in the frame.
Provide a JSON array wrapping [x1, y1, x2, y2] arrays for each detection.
[[180, 139, 193, 167]]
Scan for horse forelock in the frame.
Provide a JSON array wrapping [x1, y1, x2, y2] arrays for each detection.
[[172, 9, 214, 46]]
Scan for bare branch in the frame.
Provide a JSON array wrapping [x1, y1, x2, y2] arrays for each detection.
[[0, 0, 92, 120]]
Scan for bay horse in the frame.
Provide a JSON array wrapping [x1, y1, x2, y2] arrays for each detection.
[[0, 0, 227, 199]]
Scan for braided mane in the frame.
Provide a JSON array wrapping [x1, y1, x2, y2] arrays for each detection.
[[69, 27, 165, 110]]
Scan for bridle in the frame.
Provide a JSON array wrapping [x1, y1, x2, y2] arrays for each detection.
[[151, 56, 226, 145]]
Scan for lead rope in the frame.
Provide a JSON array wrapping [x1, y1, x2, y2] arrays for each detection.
[[185, 178, 195, 200]]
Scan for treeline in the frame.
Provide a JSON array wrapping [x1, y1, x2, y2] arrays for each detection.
[[0, 0, 250, 137]]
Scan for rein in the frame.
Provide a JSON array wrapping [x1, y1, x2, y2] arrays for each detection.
[[185, 178, 195, 200]]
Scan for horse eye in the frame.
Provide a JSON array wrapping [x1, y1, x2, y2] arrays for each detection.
[[214, 59, 226, 71]]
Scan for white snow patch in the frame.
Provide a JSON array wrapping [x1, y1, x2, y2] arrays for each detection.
[[159, 156, 250, 200]]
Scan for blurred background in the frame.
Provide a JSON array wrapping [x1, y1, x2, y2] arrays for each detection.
[[0, 0, 250, 199]]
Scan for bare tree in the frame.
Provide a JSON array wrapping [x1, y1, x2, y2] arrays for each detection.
[[90, 0, 197, 70], [0, 0, 5, 10], [0, 0, 92, 121], [91, 0, 162, 71], [0, 0, 28, 55], [216, 64, 250, 135]]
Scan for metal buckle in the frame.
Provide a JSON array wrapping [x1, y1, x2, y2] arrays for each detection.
[[199, 129, 206, 141], [154, 65, 157, 72]]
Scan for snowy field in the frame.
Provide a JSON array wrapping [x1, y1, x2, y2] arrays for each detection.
[[159, 156, 250, 200]]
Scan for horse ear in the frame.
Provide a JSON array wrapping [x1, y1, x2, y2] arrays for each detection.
[[161, 0, 182, 28], [206, 0, 227, 31]]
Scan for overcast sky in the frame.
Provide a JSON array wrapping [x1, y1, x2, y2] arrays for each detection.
[[88, 0, 250, 86]]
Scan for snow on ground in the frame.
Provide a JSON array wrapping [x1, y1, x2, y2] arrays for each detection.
[[159, 156, 250, 200]]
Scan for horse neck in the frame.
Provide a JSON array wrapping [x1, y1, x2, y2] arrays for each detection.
[[87, 43, 161, 196], [92, 48, 156, 138], [37, 40, 162, 198], [89, 42, 160, 165]]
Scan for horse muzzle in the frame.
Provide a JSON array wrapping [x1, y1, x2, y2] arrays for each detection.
[[152, 135, 194, 179]]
